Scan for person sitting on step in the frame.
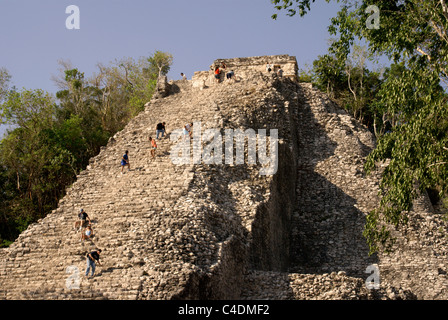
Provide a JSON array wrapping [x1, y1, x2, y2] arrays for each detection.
[[277, 67, 283, 78], [74, 208, 91, 232], [81, 225, 94, 241]]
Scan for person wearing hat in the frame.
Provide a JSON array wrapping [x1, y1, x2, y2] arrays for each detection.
[[74, 208, 91, 232]]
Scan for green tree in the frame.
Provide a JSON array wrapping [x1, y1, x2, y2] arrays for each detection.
[[298, 63, 313, 83], [312, 53, 346, 99], [271, 0, 331, 19], [307, 47, 384, 133], [55, 68, 109, 158], [345, 44, 368, 121], [147, 50, 173, 78], [0, 89, 70, 239]]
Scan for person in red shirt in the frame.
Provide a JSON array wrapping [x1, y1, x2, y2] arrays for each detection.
[[214, 66, 220, 83]]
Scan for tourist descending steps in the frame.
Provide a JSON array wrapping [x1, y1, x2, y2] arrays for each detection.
[[226, 70, 235, 83], [183, 122, 193, 140], [149, 136, 157, 160], [74, 208, 91, 232], [81, 225, 94, 241], [121, 150, 130, 173], [85, 249, 102, 278], [155, 122, 166, 139]]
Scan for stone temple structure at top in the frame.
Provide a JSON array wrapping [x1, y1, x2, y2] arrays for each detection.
[[1, 54, 448, 300]]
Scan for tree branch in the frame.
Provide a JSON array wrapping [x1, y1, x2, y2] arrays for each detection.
[[429, 19, 448, 45], [428, 161, 448, 168], [346, 67, 357, 101], [416, 47, 431, 61], [440, 0, 448, 21], [119, 63, 134, 88]]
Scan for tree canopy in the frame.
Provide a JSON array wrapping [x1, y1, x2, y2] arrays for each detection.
[[147, 51, 174, 78]]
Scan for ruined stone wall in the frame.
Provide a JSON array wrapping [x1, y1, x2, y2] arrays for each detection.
[[192, 55, 298, 89], [247, 80, 299, 272], [165, 71, 300, 298]]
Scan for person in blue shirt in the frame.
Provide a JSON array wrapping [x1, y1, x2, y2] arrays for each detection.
[[81, 225, 94, 240], [121, 150, 130, 173]]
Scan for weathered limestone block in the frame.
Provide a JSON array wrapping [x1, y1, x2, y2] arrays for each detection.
[[153, 75, 171, 98]]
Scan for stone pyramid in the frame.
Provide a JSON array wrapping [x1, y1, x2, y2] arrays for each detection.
[[1, 55, 448, 300]]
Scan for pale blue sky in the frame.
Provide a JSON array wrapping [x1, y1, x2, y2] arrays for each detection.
[[0, 0, 345, 136], [0, 0, 344, 91]]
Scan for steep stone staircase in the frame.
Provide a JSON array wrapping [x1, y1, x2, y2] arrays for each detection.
[[0, 78, 229, 299]]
